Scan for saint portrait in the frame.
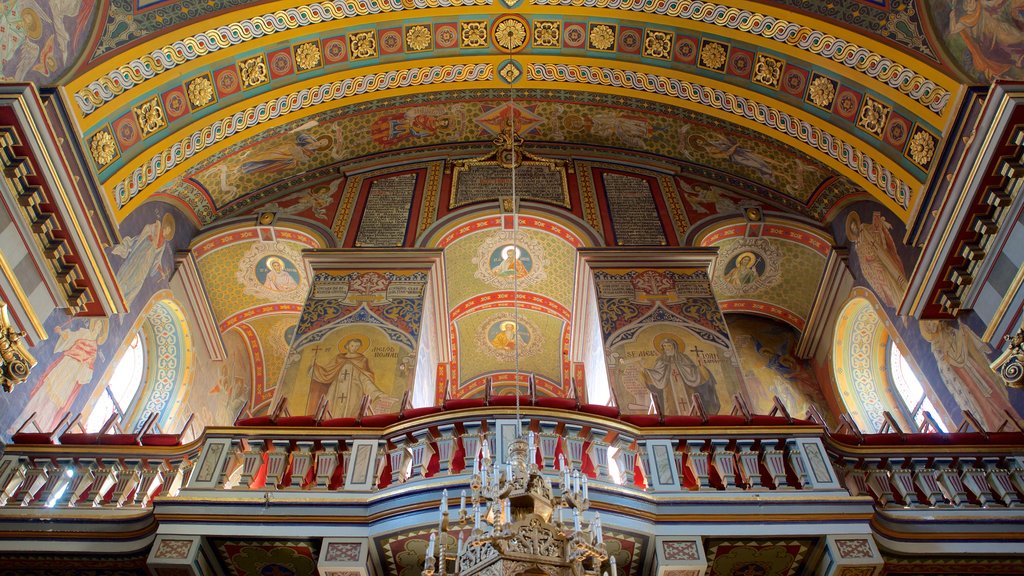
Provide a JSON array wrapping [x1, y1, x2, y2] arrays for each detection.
[[846, 211, 907, 309], [641, 334, 721, 415], [487, 320, 529, 352], [489, 245, 532, 280], [112, 213, 176, 307], [722, 251, 765, 290], [255, 256, 300, 292], [308, 336, 386, 417]]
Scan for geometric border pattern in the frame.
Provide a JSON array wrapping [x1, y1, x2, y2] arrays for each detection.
[[529, 63, 912, 208]]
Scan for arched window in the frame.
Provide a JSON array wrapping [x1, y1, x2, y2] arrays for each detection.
[[833, 292, 949, 433], [85, 332, 146, 432], [888, 343, 946, 432]]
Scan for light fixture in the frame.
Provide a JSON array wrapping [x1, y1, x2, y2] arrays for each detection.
[[421, 22, 615, 576]]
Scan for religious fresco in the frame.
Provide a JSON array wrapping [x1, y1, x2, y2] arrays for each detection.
[[0, 1, 97, 84], [919, 318, 1017, 430], [833, 202, 1024, 426], [929, 0, 1024, 82], [256, 177, 344, 229], [193, 230, 318, 323], [440, 216, 582, 395], [173, 328, 251, 432], [594, 267, 745, 416], [727, 315, 832, 424], [272, 270, 428, 417], [845, 211, 908, 309], [181, 92, 838, 218], [456, 309, 564, 390], [702, 223, 831, 332], [0, 202, 196, 436]]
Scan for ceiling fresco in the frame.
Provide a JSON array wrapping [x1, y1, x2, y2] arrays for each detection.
[[52, 0, 983, 224], [441, 214, 582, 394], [157, 90, 860, 225], [192, 224, 324, 411], [699, 219, 832, 331]]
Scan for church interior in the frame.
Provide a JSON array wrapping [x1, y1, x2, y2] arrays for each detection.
[[0, 1, 1023, 575]]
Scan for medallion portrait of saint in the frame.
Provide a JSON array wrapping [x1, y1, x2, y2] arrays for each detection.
[[489, 245, 532, 280], [255, 256, 300, 292], [487, 320, 529, 352], [722, 251, 764, 290]]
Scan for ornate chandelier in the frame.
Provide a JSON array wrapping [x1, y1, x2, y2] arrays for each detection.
[[422, 434, 613, 576], [421, 22, 615, 576]]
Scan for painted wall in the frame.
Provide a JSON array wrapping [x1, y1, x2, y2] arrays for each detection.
[[727, 314, 834, 424], [2, 202, 196, 437], [831, 201, 1022, 429]]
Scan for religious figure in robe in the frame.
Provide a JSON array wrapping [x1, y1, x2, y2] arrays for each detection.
[[491, 246, 529, 279], [490, 322, 521, 351], [309, 337, 385, 417], [723, 252, 761, 289], [644, 338, 721, 415], [19, 318, 108, 431], [919, 319, 1017, 429], [112, 213, 175, 307], [846, 211, 907, 309], [261, 257, 298, 292]]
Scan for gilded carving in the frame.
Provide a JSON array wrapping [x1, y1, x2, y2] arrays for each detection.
[[856, 95, 891, 138], [0, 303, 35, 393], [132, 96, 167, 137], [89, 127, 118, 167], [493, 17, 527, 52], [185, 74, 215, 110], [642, 29, 673, 60], [533, 20, 560, 48], [906, 125, 936, 167], [752, 53, 784, 89], [237, 54, 269, 88], [405, 24, 432, 51], [460, 21, 488, 48], [348, 30, 379, 60], [294, 40, 322, 71], [588, 24, 616, 51], [699, 40, 728, 71], [808, 75, 836, 109]]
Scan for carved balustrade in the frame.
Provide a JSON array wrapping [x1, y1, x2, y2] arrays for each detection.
[[825, 434, 1024, 509], [0, 446, 193, 509], [4, 408, 1022, 514]]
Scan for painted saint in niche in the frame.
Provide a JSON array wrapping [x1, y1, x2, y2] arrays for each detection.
[[919, 319, 1016, 429], [722, 251, 764, 289], [309, 336, 385, 417], [643, 335, 720, 415], [489, 245, 532, 279], [256, 256, 300, 292], [18, 318, 108, 431], [112, 213, 175, 307], [846, 211, 907, 309], [488, 321, 527, 352]]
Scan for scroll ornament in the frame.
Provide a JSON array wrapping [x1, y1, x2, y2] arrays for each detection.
[[0, 303, 35, 392]]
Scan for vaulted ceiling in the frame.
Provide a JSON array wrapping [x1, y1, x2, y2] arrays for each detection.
[[45, 0, 987, 229]]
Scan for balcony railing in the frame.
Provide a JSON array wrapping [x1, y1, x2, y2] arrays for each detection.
[[1, 406, 1022, 514]]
